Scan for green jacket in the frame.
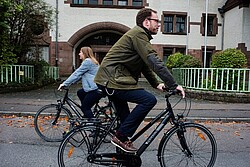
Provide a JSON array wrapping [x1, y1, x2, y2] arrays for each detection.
[[94, 26, 176, 90]]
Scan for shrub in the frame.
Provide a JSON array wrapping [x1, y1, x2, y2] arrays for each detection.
[[166, 52, 201, 69], [179, 54, 201, 68], [166, 52, 183, 69], [211, 48, 247, 91], [211, 48, 247, 68], [26, 60, 56, 85], [26, 60, 47, 80]]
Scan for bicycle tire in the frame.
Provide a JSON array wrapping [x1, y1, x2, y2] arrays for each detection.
[[58, 124, 116, 167], [158, 122, 217, 167], [34, 104, 72, 142]]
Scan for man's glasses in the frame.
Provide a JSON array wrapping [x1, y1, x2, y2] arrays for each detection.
[[147, 18, 161, 24]]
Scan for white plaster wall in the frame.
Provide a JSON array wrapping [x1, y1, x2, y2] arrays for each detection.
[[187, 0, 224, 50], [148, 0, 191, 45], [243, 7, 250, 49], [47, 0, 138, 42], [224, 7, 243, 49], [148, 0, 225, 50], [45, 0, 243, 52]]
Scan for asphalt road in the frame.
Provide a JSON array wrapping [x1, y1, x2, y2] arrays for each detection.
[[0, 115, 249, 167]]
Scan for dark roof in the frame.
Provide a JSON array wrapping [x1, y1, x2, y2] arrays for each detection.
[[222, 0, 250, 13]]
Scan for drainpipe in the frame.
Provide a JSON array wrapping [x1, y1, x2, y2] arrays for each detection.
[[55, 0, 59, 67], [218, 7, 225, 50], [186, 0, 190, 55], [204, 0, 209, 68]]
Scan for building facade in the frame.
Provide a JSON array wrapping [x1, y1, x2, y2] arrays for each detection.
[[41, 0, 250, 76]]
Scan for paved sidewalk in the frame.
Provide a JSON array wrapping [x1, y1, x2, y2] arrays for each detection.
[[0, 81, 250, 122]]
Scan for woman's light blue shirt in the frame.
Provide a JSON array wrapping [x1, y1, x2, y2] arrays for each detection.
[[63, 58, 98, 92]]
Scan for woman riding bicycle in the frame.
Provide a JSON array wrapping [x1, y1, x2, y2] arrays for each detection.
[[58, 46, 103, 118]]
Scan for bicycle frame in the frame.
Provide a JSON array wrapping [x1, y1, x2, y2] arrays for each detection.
[[61, 90, 83, 118], [131, 93, 177, 156], [58, 88, 103, 119], [90, 92, 182, 157]]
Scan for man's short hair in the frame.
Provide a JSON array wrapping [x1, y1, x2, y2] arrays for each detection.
[[136, 8, 157, 27]]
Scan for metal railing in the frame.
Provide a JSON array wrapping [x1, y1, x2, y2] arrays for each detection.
[[0, 65, 35, 83], [43, 66, 59, 80], [172, 68, 250, 93], [0, 65, 59, 84]]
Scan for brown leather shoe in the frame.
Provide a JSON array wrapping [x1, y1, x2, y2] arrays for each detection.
[[111, 136, 137, 153]]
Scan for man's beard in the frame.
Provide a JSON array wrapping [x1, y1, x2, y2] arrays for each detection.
[[150, 27, 158, 35]]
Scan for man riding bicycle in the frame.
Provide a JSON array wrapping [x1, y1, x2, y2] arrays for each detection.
[[94, 8, 185, 153]]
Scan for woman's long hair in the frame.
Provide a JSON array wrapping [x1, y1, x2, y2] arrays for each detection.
[[81, 47, 99, 65]]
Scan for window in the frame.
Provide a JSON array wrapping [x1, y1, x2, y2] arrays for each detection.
[[118, 0, 128, 6], [163, 47, 186, 63], [176, 16, 185, 32], [73, 0, 83, 4], [163, 48, 173, 63], [26, 47, 49, 63], [103, 0, 113, 5], [163, 12, 187, 34], [202, 48, 214, 68], [70, 0, 144, 8], [132, 0, 142, 6], [89, 0, 98, 5], [164, 16, 173, 33], [201, 14, 218, 36]]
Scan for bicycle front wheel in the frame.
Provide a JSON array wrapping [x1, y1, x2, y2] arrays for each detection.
[[34, 104, 72, 142], [159, 123, 217, 167], [58, 124, 116, 167]]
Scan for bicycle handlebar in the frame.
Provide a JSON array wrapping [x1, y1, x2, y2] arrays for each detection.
[[60, 85, 69, 90], [163, 88, 182, 98]]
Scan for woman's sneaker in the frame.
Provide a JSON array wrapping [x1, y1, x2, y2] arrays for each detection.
[[111, 136, 137, 153]]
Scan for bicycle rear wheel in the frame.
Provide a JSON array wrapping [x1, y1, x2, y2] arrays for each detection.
[[158, 123, 217, 167], [58, 124, 116, 167], [34, 104, 72, 142]]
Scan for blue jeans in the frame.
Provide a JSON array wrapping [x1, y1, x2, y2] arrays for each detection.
[[99, 86, 157, 137], [77, 89, 103, 118]]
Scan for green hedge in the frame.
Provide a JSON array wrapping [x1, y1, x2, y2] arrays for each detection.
[[166, 52, 201, 69]]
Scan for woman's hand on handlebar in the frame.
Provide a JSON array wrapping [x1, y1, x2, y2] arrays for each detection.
[[58, 84, 65, 91]]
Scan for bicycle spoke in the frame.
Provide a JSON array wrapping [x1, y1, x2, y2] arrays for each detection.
[[34, 104, 71, 142], [159, 123, 217, 167]]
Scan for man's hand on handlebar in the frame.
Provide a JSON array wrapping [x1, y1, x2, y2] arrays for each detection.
[[156, 83, 165, 91], [176, 85, 185, 98], [157, 83, 185, 98]]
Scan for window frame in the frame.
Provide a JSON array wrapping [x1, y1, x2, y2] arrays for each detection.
[[103, 0, 113, 5], [132, 0, 143, 6], [88, 0, 98, 5], [70, 0, 145, 9], [73, 0, 83, 4], [163, 46, 186, 63], [162, 11, 187, 35], [201, 13, 218, 36], [202, 46, 215, 68], [118, 0, 128, 6]]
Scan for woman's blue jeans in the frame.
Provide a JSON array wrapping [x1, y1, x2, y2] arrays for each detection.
[[77, 89, 103, 118], [105, 88, 157, 137]]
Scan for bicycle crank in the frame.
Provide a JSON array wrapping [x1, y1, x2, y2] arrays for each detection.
[[118, 153, 141, 167], [87, 153, 142, 167]]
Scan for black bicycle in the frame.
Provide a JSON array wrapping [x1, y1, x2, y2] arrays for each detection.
[[34, 86, 115, 142], [58, 89, 217, 167]]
